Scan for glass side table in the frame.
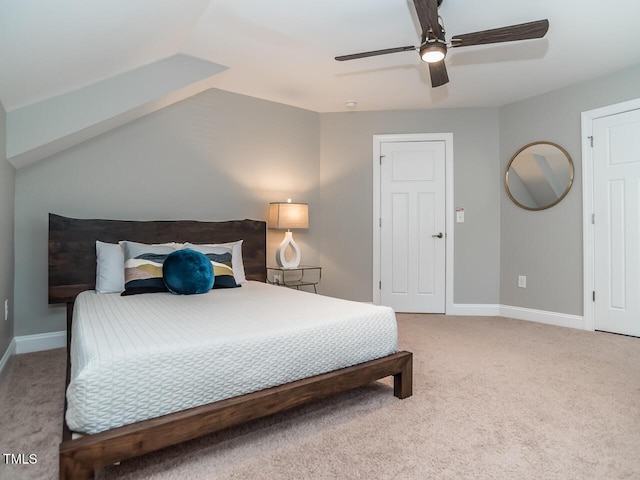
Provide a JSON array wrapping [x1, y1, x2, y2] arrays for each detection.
[[266, 265, 322, 293]]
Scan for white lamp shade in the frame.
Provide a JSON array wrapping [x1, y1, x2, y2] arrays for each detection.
[[268, 202, 309, 230]]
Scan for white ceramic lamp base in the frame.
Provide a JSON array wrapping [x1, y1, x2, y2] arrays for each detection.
[[275, 231, 301, 268]]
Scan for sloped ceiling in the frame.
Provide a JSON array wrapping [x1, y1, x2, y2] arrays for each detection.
[[2, 0, 640, 166], [0, 0, 212, 110]]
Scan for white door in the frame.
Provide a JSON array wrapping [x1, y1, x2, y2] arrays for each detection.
[[380, 140, 446, 313], [593, 108, 640, 336]]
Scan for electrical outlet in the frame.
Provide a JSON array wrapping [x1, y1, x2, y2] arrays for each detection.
[[4, 299, 8, 321], [518, 276, 527, 288]]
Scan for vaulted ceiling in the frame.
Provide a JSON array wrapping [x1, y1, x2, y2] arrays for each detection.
[[2, 0, 640, 166]]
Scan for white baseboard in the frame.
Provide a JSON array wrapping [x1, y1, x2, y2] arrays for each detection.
[[499, 305, 586, 330], [0, 338, 16, 378], [448, 304, 501, 316], [15, 330, 66, 354], [447, 304, 585, 330]]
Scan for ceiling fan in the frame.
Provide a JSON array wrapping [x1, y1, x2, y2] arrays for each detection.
[[335, 0, 549, 88]]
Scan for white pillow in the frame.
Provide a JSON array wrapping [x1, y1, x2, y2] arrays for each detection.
[[95, 241, 125, 293], [95, 241, 179, 294], [183, 240, 246, 284]]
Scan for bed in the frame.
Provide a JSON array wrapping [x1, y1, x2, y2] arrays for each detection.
[[49, 213, 413, 480]]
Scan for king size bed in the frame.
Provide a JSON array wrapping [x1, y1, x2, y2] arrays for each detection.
[[49, 214, 413, 479]]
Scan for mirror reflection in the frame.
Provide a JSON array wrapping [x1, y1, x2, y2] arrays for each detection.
[[505, 141, 574, 211]]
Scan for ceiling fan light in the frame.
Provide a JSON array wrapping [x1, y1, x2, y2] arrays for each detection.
[[420, 43, 446, 63]]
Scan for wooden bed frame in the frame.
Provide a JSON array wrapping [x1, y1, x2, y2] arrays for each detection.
[[49, 213, 413, 480]]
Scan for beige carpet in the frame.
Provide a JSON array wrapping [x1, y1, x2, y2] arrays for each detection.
[[1, 314, 639, 479]]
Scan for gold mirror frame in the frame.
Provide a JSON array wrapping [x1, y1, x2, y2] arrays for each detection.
[[504, 141, 574, 211]]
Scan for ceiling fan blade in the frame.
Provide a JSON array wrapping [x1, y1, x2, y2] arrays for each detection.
[[451, 19, 549, 48], [428, 60, 449, 88], [335, 45, 415, 62], [413, 0, 443, 39]]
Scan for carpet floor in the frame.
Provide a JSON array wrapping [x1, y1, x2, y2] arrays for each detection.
[[1, 314, 639, 479]]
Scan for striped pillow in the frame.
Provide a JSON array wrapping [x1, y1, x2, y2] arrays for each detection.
[[121, 241, 177, 296], [183, 241, 245, 284], [183, 244, 240, 289]]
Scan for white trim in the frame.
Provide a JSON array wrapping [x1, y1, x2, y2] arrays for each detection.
[[581, 97, 640, 332], [448, 304, 501, 316], [372, 133, 454, 313], [398, 303, 586, 330], [500, 305, 585, 330], [0, 338, 16, 377], [15, 330, 66, 354]]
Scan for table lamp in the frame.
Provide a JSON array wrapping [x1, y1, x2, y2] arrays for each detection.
[[268, 199, 309, 268]]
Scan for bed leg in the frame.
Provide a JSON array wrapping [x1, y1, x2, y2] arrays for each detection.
[[60, 453, 94, 480], [393, 352, 413, 399]]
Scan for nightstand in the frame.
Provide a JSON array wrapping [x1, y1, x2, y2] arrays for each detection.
[[267, 265, 322, 293]]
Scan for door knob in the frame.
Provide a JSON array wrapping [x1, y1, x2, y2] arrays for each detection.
[[432, 232, 443, 238]]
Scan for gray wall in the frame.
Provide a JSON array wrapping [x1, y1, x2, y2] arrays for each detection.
[[500, 63, 640, 315], [14, 89, 320, 336], [319, 108, 501, 304], [11, 63, 640, 338], [0, 101, 15, 357]]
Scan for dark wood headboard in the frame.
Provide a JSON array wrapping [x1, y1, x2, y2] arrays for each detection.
[[48, 214, 266, 304]]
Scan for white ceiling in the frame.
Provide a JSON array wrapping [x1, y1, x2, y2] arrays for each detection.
[[2, 0, 640, 113]]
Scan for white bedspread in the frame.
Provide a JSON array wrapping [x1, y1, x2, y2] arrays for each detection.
[[67, 281, 398, 434]]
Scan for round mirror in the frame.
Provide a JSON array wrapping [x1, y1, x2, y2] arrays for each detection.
[[505, 141, 574, 211]]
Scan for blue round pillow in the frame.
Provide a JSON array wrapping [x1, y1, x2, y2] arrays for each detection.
[[162, 249, 214, 295]]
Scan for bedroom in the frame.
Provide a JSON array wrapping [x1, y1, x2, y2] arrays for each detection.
[[1, 0, 640, 478]]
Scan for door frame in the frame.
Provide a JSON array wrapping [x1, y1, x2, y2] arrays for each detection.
[[372, 133, 454, 312], [581, 97, 640, 331]]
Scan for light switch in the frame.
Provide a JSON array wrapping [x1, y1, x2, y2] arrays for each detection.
[[456, 207, 464, 223]]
